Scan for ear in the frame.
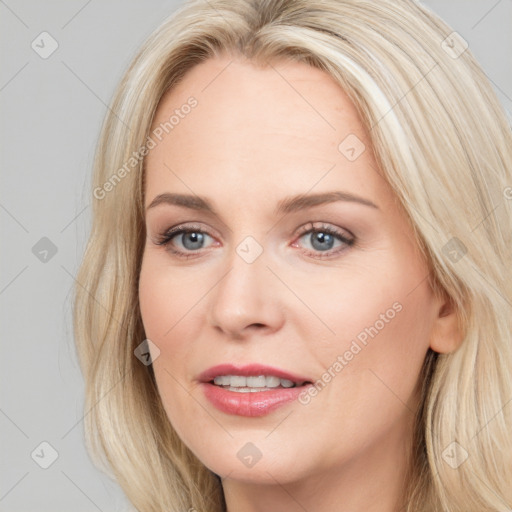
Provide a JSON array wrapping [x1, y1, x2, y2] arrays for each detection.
[[429, 294, 464, 354]]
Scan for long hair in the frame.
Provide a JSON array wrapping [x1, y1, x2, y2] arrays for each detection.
[[73, 1, 512, 510]]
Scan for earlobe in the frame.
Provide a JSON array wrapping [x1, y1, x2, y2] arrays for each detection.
[[429, 296, 465, 354]]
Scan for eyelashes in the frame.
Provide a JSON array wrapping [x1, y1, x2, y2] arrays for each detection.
[[154, 221, 355, 260]]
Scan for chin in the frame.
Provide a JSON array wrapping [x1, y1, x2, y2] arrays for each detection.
[[185, 435, 319, 485]]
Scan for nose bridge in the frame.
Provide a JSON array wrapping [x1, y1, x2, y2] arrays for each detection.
[[208, 234, 284, 337]]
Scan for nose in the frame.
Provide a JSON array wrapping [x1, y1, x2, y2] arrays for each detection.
[[207, 243, 285, 340]]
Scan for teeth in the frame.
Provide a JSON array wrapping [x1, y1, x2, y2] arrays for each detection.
[[247, 376, 267, 387], [214, 375, 231, 386], [265, 376, 281, 388], [212, 375, 298, 389], [230, 376, 246, 387]]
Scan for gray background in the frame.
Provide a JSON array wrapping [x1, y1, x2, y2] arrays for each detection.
[[1, 1, 511, 510]]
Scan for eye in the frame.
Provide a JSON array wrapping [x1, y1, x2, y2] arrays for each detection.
[[153, 221, 355, 260], [292, 222, 355, 259], [155, 224, 215, 258]]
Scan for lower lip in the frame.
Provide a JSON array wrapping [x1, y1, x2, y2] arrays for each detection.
[[201, 382, 310, 417]]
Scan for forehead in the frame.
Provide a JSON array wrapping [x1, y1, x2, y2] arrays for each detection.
[[144, 55, 387, 210], [150, 54, 365, 142]]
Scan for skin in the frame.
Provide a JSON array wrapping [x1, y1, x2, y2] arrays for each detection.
[[139, 54, 462, 512]]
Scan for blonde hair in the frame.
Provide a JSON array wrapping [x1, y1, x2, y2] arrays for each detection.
[[73, 0, 512, 510]]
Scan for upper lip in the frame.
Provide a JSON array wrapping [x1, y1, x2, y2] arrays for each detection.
[[198, 363, 312, 385]]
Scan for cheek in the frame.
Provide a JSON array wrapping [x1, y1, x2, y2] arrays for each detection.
[[368, 285, 436, 398], [138, 255, 207, 340], [138, 258, 210, 440], [290, 258, 433, 354], [295, 252, 436, 405], [138, 255, 210, 407]]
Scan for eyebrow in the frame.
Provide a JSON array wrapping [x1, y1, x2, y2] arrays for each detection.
[[146, 191, 379, 216]]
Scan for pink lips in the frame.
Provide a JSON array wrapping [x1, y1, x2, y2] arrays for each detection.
[[198, 363, 313, 417]]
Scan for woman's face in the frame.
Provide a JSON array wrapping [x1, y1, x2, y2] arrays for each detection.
[[139, 55, 450, 486]]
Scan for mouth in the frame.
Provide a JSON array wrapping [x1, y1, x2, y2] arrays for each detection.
[[209, 374, 310, 392], [198, 364, 314, 416], [199, 363, 313, 389]]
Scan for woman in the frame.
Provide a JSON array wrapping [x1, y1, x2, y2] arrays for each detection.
[[73, 0, 512, 510]]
